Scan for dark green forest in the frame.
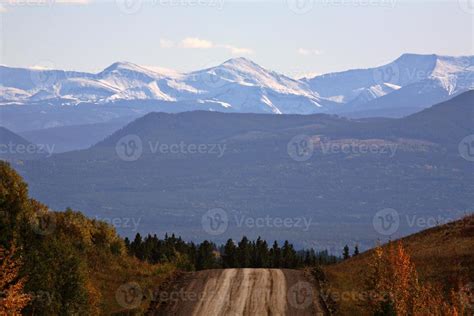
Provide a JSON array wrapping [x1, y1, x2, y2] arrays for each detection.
[[125, 233, 341, 270]]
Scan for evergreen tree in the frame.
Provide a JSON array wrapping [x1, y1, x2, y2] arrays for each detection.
[[354, 244, 360, 256], [196, 240, 216, 270], [281, 240, 297, 268], [254, 237, 269, 268], [130, 233, 144, 260], [343, 245, 350, 260], [222, 239, 237, 268], [269, 241, 281, 268], [237, 236, 252, 268]]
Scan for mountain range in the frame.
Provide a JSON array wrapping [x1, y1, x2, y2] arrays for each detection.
[[1, 54, 472, 132], [8, 91, 473, 249]]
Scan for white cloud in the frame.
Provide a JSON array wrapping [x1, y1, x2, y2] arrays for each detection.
[[162, 37, 253, 55], [180, 37, 214, 49], [220, 44, 253, 55], [0, 4, 6, 13], [160, 38, 175, 49], [298, 48, 323, 56]]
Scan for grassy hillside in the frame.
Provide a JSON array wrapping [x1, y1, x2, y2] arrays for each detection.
[[323, 214, 474, 315]]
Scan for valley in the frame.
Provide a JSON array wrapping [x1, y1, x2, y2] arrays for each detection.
[[4, 91, 473, 251]]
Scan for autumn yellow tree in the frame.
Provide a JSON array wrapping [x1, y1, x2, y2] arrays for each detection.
[[366, 241, 467, 315], [0, 244, 31, 315]]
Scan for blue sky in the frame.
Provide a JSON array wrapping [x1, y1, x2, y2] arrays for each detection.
[[0, 0, 472, 78]]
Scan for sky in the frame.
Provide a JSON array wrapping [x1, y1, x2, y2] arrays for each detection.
[[0, 0, 472, 78]]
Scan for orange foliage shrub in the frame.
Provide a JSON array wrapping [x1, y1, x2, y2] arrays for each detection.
[[366, 241, 468, 315], [0, 245, 31, 315]]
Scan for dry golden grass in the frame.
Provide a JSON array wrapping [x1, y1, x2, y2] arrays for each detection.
[[323, 214, 474, 315]]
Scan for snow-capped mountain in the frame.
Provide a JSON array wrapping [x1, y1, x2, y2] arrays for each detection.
[[0, 54, 472, 121], [0, 58, 327, 114], [304, 53, 473, 114]]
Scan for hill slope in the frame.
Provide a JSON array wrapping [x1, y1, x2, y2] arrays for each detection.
[[0, 126, 48, 160], [323, 214, 474, 315]]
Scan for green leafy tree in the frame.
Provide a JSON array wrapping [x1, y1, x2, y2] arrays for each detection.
[[0, 161, 30, 248]]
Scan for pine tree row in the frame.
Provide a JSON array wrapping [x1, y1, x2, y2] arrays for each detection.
[[125, 233, 341, 270]]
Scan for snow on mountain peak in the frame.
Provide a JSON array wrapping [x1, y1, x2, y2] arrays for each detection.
[[189, 57, 318, 99], [0, 54, 472, 116]]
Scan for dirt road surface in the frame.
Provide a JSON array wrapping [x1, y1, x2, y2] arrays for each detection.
[[149, 268, 325, 316]]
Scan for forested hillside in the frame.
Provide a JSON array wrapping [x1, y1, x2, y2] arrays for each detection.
[[0, 161, 178, 314]]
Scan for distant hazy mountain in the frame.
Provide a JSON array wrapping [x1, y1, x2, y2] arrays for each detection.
[[13, 91, 474, 248], [19, 118, 132, 153], [1, 54, 472, 129], [0, 126, 47, 160]]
